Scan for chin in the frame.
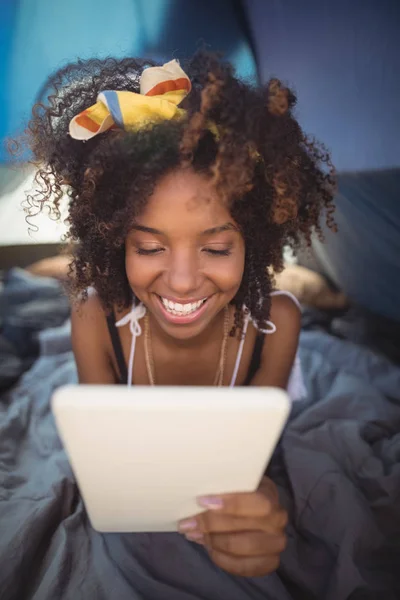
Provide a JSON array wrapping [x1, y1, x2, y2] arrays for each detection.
[[153, 312, 213, 341]]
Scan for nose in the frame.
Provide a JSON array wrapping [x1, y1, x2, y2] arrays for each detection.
[[164, 249, 202, 297]]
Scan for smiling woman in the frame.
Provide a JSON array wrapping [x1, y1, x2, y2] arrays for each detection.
[[19, 50, 335, 577]]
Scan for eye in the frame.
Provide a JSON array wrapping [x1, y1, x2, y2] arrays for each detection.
[[135, 247, 165, 256], [204, 248, 232, 257]]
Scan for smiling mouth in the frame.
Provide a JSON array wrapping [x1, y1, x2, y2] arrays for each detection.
[[157, 295, 208, 317]]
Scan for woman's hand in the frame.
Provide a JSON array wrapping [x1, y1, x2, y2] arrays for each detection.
[[178, 476, 287, 577]]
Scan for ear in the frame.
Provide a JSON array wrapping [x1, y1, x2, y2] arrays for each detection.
[[267, 79, 289, 116]]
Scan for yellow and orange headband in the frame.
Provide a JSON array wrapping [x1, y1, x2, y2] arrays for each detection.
[[69, 59, 192, 141]]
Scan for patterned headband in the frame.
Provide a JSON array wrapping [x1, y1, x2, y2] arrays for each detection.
[[69, 59, 191, 141]]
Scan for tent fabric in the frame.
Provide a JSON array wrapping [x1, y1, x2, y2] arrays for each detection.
[[0, 0, 256, 164], [244, 0, 400, 322], [312, 169, 400, 323], [244, 0, 400, 172]]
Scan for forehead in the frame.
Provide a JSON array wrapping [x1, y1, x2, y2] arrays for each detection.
[[138, 169, 232, 228]]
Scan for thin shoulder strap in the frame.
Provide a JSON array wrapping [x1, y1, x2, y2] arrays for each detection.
[[115, 302, 146, 387], [106, 312, 128, 384], [230, 314, 250, 387], [229, 312, 268, 387], [270, 289, 301, 310], [243, 333, 264, 386], [230, 291, 300, 387]]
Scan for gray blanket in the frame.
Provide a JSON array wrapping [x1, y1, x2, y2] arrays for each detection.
[[1, 320, 400, 600]]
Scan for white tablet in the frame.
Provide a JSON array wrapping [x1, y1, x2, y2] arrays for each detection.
[[51, 385, 290, 533]]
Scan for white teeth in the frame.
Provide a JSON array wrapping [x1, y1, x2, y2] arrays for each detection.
[[160, 297, 206, 316]]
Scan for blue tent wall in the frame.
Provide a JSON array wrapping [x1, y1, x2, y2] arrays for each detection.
[[0, 0, 21, 158], [0, 0, 256, 163], [245, 0, 400, 321], [244, 0, 400, 172]]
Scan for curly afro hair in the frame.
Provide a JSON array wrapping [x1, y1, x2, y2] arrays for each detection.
[[20, 51, 336, 335]]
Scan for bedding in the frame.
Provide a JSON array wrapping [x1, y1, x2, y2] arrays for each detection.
[[1, 270, 399, 600]]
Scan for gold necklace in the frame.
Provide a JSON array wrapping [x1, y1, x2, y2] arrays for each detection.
[[144, 313, 156, 386], [213, 305, 229, 386], [144, 306, 230, 386]]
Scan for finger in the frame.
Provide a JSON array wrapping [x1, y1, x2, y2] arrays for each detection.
[[209, 547, 281, 578], [198, 491, 273, 518], [209, 530, 287, 558], [179, 507, 287, 537], [197, 509, 288, 535]]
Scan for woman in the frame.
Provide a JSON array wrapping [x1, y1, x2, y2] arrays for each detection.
[[23, 51, 335, 577]]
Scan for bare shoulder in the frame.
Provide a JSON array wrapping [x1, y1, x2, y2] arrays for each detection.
[[71, 288, 105, 323], [251, 293, 301, 388], [70, 289, 109, 348], [270, 292, 301, 334], [71, 289, 116, 383]]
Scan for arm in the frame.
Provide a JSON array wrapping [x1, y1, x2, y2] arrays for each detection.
[[251, 293, 301, 388], [71, 292, 117, 384]]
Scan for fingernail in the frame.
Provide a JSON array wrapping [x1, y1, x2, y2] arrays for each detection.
[[197, 496, 224, 510], [185, 531, 204, 543], [178, 519, 197, 532]]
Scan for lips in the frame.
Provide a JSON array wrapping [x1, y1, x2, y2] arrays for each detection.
[[159, 296, 207, 316], [155, 294, 210, 325]]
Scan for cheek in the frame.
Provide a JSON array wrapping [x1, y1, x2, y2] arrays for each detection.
[[125, 252, 155, 292], [208, 253, 245, 292]]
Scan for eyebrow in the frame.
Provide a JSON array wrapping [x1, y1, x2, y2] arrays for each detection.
[[202, 223, 237, 235], [131, 222, 237, 236], [131, 225, 163, 235]]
